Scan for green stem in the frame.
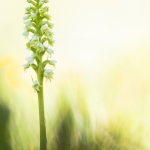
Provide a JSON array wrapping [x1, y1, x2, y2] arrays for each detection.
[[36, 0, 47, 149], [37, 62, 47, 150]]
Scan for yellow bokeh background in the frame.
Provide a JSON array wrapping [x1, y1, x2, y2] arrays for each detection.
[[1, 0, 150, 149]]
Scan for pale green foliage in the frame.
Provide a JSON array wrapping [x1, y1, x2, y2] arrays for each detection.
[[23, 0, 56, 91]]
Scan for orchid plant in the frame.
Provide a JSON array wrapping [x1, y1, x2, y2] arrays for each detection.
[[22, 0, 56, 149]]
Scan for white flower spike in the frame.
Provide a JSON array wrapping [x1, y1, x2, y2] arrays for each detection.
[[23, 0, 55, 149], [23, 0, 55, 79]]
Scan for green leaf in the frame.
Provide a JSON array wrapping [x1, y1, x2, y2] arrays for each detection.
[[48, 39, 54, 46], [42, 60, 49, 68], [30, 47, 36, 53], [28, 29, 36, 34], [31, 64, 37, 72], [41, 38, 48, 44], [44, 14, 51, 20], [47, 22, 54, 29]]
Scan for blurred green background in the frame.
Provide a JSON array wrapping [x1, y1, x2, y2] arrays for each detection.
[[1, 0, 150, 149]]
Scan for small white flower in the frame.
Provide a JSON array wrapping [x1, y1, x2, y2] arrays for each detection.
[[39, 0, 44, 6], [25, 20, 32, 24], [22, 31, 29, 38], [32, 80, 42, 92], [41, 25, 48, 33], [47, 48, 54, 54], [22, 63, 30, 72], [49, 60, 56, 67], [25, 53, 35, 64], [31, 35, 39, 44], [44, 30, 53, 37], [25, 7, 30, 11], [44, 69, 54, 81], [36, 42, 45, 52], [25, 20, 32, 29], [23, 14, 30, 20], [31, 13, 37, 20]]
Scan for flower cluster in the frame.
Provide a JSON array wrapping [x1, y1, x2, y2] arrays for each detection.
[[23, 0, 56, 92]]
